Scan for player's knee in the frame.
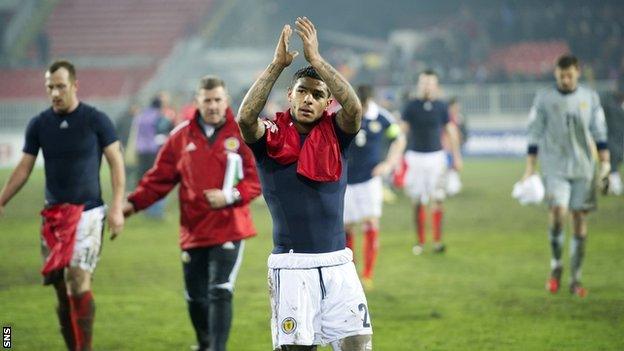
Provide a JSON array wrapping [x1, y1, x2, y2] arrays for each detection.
[[571, 211, 586, 221], [184, 286, 207, 304], [333, 334, 372, 351], [363, 219, 378, 232], [432, 200, 444, 210], [64, 268, 90, 295], [551, 206, 566, 219], [550, 210, 566, 231], [432, 191, 446, 203], [571, 212, 586, 225], [551, 221, 563, 233], [185, 292, 209, 314], [208, 285, 233, 302]]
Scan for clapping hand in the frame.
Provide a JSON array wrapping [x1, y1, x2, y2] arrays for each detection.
[[273, 24, 298, 68], [295, 17, 322, 65]]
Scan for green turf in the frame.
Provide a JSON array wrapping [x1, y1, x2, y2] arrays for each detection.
[[1, 159, 623, 350]]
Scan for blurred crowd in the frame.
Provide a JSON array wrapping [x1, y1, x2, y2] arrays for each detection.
[[317, 0, 624, 86]]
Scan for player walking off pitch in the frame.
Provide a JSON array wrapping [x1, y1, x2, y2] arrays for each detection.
[[0, 60, 125, 351], [401, 70, 463, 255], [344, 84, 406, 290], [238, 17, 372, 351], [521, 54, 611, 297]]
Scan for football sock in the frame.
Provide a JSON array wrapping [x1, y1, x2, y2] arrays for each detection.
[[416, 205, 426, 245], [432, 209, 443, 243], [188, 298, 210, 349], [209, 287, 233, 351], [53, 282, 74, 351], [549, 227, 564, 269], [69, 291, 95, 351], [363, 225, 379, 279], [570, 234, 586, 283]]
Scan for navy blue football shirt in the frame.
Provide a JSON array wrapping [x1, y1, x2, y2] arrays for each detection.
[[248, 118, 355, 254], [23, 103, 118, 209], [402, 99, 449, 152], [347, 103, 399, 184]]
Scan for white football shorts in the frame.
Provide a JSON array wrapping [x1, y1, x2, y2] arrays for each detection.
[[404, 150, 447, 204], [268, 249, 373, 349], [69, 205, 106, 273], [344, 176, 383, 224]]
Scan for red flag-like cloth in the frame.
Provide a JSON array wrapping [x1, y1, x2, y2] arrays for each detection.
[[40, 204, 85, 278]]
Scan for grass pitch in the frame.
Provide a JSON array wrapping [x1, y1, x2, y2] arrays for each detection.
[[1, 159, 623, 350]]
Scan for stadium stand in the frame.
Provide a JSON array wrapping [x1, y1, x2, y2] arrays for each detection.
[[0, 68, 155, 99], [1, 0, 213, 100], [487, 41, 570, 78], [46, 0, 210, 57], [0, 0, 215, 132]]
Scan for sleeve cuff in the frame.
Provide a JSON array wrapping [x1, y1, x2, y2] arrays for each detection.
[[222, 187, 242, 205], [22, 147, 38, 156], [127, 194, 147, 212], [596, 141, 608, 151], [527, 144, 538, 155]]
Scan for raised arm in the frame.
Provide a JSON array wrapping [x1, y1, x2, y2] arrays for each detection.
[[295, 17, 362, 134], [238, 25, 298, 143], [103, 141, 125, 239], [0, 153, 36, 216]]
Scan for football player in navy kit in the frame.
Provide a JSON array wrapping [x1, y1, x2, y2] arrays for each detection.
[[0, 60, 125, 351], [238, 17, 372, 351], [401, 70, 463, 255], [344, 84, 405, 290]]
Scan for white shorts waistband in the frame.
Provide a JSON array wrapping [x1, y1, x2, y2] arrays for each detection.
[[268, 248, 353, 269]]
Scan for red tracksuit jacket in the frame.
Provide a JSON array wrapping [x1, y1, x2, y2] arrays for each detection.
[[128, 110, 261, 250]]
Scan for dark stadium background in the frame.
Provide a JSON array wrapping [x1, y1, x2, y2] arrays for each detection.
[[1, 1, 623, 350]]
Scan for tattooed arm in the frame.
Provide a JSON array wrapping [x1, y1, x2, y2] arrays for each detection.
[[238, 25, 299, 143], [295, 17, 362, 134]]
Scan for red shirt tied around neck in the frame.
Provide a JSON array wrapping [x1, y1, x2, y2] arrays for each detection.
[[265, 109, 342, 182]]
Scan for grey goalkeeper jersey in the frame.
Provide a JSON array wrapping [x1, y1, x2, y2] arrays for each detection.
[[527, 85, 608, 179]]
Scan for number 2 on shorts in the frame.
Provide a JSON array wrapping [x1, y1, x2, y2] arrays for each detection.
[[358, 303, 371, 327]]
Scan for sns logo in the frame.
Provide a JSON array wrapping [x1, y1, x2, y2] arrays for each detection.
[[3, 326, 10, 348]]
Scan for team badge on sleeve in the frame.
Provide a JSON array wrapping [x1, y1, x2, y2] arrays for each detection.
[[355, 130, 367, 147], [281, 317, 297, 334], [224, 137, 240, 152], [368, 121, 382, 133]]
